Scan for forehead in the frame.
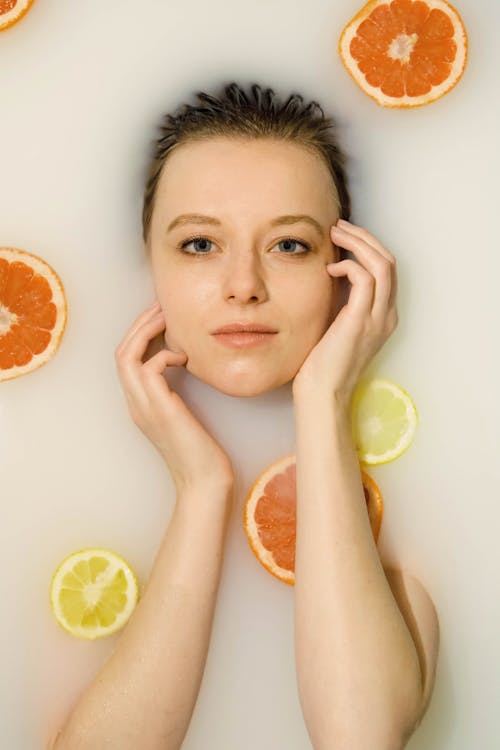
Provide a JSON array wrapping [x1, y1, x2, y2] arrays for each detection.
[[154, 137, 337, 215]]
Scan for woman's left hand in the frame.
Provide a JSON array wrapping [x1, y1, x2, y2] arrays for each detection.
[[292, 218, 399, 409]]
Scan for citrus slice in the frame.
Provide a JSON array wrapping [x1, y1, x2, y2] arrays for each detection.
[[0, 247, 67, 382], [351, 377, 418, 464], [50, 548, 139, 640], [338, 0, 468, 108], [0, 0, 36, 32], [244, 454, 383, 585]]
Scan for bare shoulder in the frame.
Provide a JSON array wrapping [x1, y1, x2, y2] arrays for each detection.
[[382, 565, 440, 729]]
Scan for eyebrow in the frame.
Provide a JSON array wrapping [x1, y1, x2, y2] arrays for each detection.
[[166, 213, 325, 238]]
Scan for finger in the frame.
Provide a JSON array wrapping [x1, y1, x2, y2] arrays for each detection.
[[116, 302, 162, 354], [115, 302, 162, 355], [141, 348, 187, 404], [142, 347, 188, 368], [331, 227, 396, 320], [334, 220, 398, 312], [120, 334, 187, 415], [387, 264, 398, 309], [327, 259, 374, 321], [117, 311, 167, 365], [336, 219, 395, 262], [115, 313, 169, 399]]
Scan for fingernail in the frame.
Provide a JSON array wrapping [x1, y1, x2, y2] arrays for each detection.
[[332, 225, 344, 234], [337, 219, 350, 226]]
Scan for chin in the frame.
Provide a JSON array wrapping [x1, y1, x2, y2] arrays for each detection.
[[186, 360, 289, 398]]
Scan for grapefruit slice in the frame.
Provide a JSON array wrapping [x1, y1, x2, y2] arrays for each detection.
[[50, 548, 140, 640], [244, 453, 383, 585], [0, 247, 67, 382], [0, 0, 37, 32], [338, 0, 468, 108]]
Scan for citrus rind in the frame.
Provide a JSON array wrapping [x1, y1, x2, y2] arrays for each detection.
[[360, 468, 384, 542], [49, 548, 139, 640], [244, 454, 384, 586], [244, 453, 296, 586], [0, 247, 67, 382], [338, 0, 468, 108], [352, 378, 418, 465], [0, 0, 37, 32]]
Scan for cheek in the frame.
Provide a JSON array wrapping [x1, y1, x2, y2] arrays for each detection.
[[298, 273, 337, 325], [159, 283, 210, 354], [155, 289, 188, 349]]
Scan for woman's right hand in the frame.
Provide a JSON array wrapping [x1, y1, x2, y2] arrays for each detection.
[[115, 300, 235, 493]]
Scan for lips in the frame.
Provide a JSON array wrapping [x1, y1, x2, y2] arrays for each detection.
[[212, 322, 278, 334], [212, 330, 277, 349]]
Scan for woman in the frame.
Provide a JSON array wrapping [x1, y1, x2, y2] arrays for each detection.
[[48, 82, 439, 749]]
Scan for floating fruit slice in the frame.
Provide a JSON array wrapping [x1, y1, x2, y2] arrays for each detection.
[[0, 0, 37, 32], [50, 548, 139, 640], [244, 453, 383, 585], [0, 247, 67, 382], [338, 0, 468, 108], [351, 377, 418, 464]]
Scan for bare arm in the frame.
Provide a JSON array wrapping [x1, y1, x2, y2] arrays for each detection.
[[49, 480, 233, 750], [293, 395, 423, 749]]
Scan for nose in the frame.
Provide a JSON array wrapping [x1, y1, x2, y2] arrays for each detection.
[[221, 250, 268, 303]]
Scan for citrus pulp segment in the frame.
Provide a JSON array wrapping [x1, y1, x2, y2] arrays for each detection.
[[0, 247, 67, 382], [0, 0, 37, 32], [50, 548, 139, 640], [338, 0, 468, 108], [351, 378, 418, 464], [244, 454, 383, 585]]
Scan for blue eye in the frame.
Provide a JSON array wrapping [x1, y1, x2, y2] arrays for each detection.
[[275, 238, 311, 254], [178, 236, 312, 255], [179, 236, 213, 254]]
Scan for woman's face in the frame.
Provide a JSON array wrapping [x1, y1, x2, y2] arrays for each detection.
[[148, 137, 343, 397]]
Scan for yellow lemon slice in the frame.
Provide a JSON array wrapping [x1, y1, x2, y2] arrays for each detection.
[[50, 548, 139, 640], [351, 378, 418, 465]]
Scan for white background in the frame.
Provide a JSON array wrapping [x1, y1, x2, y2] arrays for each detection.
[[1, 0, 499, 747]]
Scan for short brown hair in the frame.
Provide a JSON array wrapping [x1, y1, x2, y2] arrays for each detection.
[[141, 81, 352, 252]]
